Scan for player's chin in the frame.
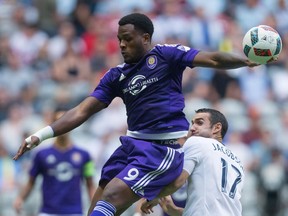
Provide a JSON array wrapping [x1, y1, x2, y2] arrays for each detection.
[[124, 57, 136, 64], [122, 53, 130, 63]]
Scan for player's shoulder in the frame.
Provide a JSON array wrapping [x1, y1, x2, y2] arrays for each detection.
[[183, 136, 211, 151], [71, 145, 87, 152], [154, 43, 191, 51], [37, 144, 54, 152], [32, 145, 54, 158], [185, 136, 213, 145], [154, 43, 185, 48], [153, 43, 196, 61], [71, 145, 91, 156], [104, 64, 123, 76], [155, 43, 180, 48], [115, 63, 126, 70], [99, 64, 125, 83], [185, 136, 222, 152], [182, 136, 213, 160]]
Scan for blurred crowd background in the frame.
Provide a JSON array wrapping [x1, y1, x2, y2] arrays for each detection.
[[0, 0, 288, 215]]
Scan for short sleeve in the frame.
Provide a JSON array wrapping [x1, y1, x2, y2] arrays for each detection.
[[29, 152, 42, 178], [90, 69, 118, 105], [182, 136, 204, 174]]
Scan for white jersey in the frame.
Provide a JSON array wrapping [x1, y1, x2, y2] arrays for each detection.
[[182, 136, 244, 216]]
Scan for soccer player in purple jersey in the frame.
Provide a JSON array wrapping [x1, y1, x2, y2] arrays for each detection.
[[13, 109, 95, 216], [13, 13, 258, 216]]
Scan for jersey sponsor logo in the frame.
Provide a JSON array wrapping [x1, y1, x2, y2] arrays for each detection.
[[48, 162, 80, 182], [46, 154, 80, 182], [122, 75, 158, 95], [146, 55, 157, 69]]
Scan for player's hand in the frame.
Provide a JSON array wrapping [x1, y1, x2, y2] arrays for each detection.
[[246, 59, 261, 67], [159, 196, 179, 215], [267, 56, 279, 63], [13, 136, 40, 160], [140, 199, 159, 214], [13, 197, 24, 214]]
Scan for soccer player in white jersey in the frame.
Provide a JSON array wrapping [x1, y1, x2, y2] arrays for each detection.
[[141, 108, 244, 216], [13, 13, 255, 216]]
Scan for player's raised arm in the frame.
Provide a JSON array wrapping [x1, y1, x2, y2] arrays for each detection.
[[13, 97, 107, 160], [192, 51, 260, 69]]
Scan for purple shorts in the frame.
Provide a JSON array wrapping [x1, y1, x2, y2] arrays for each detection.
[[99, 136, 184, 200]]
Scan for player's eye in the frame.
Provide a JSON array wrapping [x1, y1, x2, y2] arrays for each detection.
[[196, 120, 204, 126], [124, 37, 132, 42]]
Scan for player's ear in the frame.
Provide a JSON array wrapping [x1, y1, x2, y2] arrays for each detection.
[[142, 33, 150, 44], [212, 122, 222, 135]]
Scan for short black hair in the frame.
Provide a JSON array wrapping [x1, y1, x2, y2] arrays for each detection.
[[195, 108, 229, 138], [118, 13, 154, 39]]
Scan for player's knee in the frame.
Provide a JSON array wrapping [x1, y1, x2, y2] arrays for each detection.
[[101, 179, 138, 209]]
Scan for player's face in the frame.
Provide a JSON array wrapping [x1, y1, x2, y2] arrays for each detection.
[[189, 112, 214, 138], [118, 24, 149, 64]]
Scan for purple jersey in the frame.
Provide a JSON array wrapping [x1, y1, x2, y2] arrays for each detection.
[[30, 145, 93, 214], [90, 44, 199, 140]]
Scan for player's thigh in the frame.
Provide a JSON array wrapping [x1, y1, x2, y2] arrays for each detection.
[[102, 177, 140, 210]]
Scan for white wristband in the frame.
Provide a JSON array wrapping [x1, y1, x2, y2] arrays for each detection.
[[25, 126, 54, 148]]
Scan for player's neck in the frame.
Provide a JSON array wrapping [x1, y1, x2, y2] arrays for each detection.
[[215, 135, 223, 143], [54, 137, 72, 151]]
